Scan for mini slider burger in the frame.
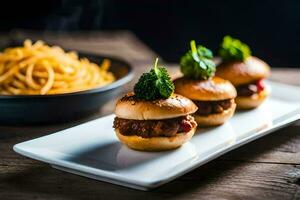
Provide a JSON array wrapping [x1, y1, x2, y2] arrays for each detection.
[[113, 58, 198, 151], [174, 40, 237, 126], [216, 36, 270, 109]]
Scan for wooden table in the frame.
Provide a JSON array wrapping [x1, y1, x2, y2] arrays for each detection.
[[1, 31, 300, 200]]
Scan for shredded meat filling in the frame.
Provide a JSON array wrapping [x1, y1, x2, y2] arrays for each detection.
[[195, 99, 233, 115], [237, 79, 265, 97], [113, 115, 197, 138], [237, 84, 258, 96]]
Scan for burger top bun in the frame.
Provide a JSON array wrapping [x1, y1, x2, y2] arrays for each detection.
[[216, 56, 270, 86], [115, 92, 198, 120], [173, 76, 237, 101]]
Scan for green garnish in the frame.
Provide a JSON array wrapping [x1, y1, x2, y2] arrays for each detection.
[[133, 58, 174, 101], [219, 35, 251, 61], [180, 40, 216, 80]]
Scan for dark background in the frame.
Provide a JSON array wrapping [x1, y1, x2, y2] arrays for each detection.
[[1, 0, 299, 67]]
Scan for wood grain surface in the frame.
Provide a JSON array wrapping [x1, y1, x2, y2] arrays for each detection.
[[0, 31, 299, 200]]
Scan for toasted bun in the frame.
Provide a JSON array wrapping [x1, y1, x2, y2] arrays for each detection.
[[216, 56, 270, 86], [236, 89, 268, 109], [174, 77, 237, 101], [115, 127, 196, 151], [115, 92, 198, 120], [194, 102, 236, 126]]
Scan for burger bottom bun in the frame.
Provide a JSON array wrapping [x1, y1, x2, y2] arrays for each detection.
[[194, 103, 236, 127], [115, 127, 196, 151], [236, 89, 268, 109]]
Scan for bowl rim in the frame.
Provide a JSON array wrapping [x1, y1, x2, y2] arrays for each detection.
[[0, 52, 134, 99]]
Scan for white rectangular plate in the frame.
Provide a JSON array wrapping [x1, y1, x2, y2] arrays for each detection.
[[14, 81, 300, 190]]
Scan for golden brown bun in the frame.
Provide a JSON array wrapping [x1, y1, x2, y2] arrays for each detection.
[[174, 76, 237, 101], [216, 56, 270, 86], [194, 102, 236, 126], [115, 92, 198, 120], [236, 89, 268, 109], [115, 127, 196, 151]]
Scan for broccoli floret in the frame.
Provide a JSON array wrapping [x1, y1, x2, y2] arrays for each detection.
[[134, 58, 174, 101]]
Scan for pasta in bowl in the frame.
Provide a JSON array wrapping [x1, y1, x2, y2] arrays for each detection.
[[0, 40, 133, 124], [0, 40, 115, 95]]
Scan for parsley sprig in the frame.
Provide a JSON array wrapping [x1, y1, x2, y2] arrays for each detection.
[[180, 40, 216, 80], [219, 35, 251, 61], [134, 58, 174, 101]]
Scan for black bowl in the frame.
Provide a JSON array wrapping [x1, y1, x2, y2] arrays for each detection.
[[0, 52, 134, 125]]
